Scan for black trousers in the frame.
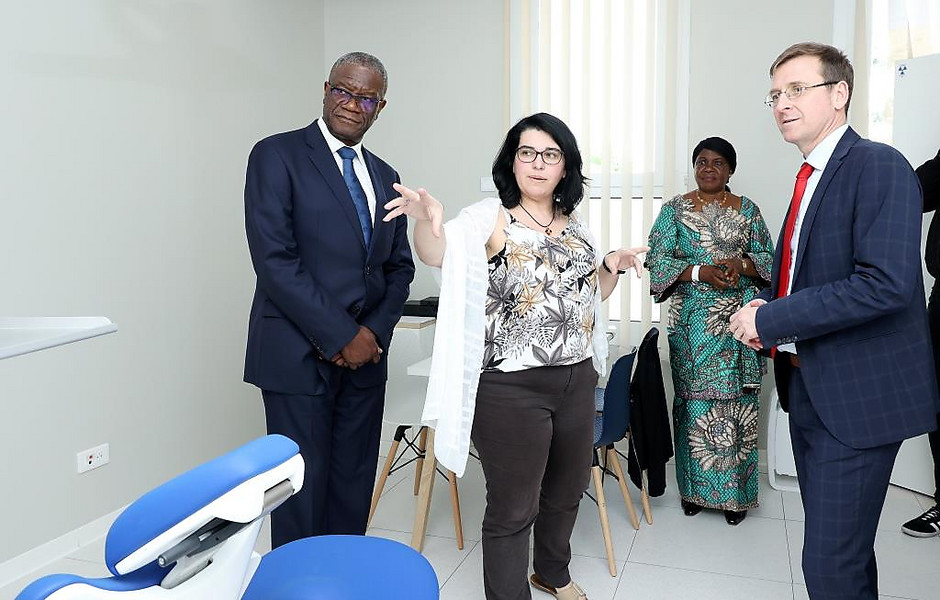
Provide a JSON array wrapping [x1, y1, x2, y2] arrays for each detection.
[[471, 359, 597, 600], [262, 371, 385, 548], [928, 284, 940, 503]]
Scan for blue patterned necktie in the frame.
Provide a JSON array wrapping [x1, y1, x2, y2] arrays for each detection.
[[337, 146, 373, 247]]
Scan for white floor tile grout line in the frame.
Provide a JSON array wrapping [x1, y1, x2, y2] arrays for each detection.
[[623, 559, 795, 586], [437, 540, 480, 590]]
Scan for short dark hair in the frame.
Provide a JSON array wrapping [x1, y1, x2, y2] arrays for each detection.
[[491, 113, 588, 216], [329, 52, 388, 97], [692, 136, 737, 173], [769, 42, 853, 113]]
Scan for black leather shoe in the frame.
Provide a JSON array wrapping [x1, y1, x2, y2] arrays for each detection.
[[724, 510, 747, 525], [681, 499, 702, 516]]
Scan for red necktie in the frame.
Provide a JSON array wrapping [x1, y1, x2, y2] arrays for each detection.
[[776, 162, 815, 298]]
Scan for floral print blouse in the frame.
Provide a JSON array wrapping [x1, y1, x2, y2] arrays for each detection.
[[483, 207, 598, 372]]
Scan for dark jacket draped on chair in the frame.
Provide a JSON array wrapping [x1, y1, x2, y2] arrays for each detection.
[[627, 327, 674, 496]]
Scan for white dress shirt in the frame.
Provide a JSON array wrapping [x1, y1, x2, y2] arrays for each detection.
[[778, 123, 848, 354], [316, 118, 377, 221]]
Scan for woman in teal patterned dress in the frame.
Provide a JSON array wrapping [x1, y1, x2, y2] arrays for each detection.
[[646, 137, 773, 525]]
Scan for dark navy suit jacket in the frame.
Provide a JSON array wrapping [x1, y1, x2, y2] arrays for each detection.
[[243, 120, 414, 395], [757, 127, 939, 449]]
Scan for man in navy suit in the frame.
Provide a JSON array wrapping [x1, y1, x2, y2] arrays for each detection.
[[730, 42, 939, 599], [243, 52, 414, 547]]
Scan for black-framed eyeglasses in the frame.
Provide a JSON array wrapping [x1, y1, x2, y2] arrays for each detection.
[[329, 85, 382, 113], [764, 81, 839, 107], [516, 146, 564, 165]]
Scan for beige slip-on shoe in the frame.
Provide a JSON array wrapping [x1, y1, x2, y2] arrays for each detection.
[[530, 574, 588, 600]]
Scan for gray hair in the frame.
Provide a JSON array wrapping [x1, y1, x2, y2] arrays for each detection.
[[329, 52, 388, 97]]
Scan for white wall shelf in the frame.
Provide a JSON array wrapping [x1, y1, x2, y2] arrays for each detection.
[[0, 317, 117, 361]]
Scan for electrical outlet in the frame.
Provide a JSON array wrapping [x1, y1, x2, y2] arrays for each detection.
[[76, 443, 110, 474]]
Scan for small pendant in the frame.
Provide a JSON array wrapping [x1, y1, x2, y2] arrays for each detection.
[[545, 227, 553, 235]]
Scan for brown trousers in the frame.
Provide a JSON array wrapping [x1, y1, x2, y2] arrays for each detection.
[[472, 358, 597, 600]]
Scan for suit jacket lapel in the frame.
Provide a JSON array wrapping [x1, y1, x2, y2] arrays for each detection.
[[305, 121, 368, 249], [792, 127, 860, 281]]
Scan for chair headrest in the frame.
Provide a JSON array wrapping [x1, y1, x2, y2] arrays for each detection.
[[105, 435, 301, 575]]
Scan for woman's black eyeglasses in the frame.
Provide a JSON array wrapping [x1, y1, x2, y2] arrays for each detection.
[[516, 146, 564, 166]]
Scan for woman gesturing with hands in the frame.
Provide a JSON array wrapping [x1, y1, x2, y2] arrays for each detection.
[[384, 112, 645, 600], [384, 185, 646, 300]]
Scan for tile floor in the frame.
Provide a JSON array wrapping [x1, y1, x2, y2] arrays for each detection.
[[4, 449, 939, 600]]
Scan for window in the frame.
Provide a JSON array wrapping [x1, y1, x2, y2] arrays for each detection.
[[868, 0, 940, 142], [508, 0, 688, 327]]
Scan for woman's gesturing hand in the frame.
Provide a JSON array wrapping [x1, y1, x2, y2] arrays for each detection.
[[384, 183, 445, 237], [605, 246, 651, 277]]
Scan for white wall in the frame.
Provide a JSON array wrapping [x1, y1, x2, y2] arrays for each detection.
[[324, 0, 507, 300], [0, 0, 323, 562], [688, 0, 835, 234], [0, 0, 854, 568]]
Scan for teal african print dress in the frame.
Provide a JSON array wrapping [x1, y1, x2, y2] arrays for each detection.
[[647, 194, 774, 511]]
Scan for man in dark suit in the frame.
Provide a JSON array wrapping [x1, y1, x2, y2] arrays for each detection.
[[243, 52, 414, 547], [730, 43, 939, 599], [900, 148, 940, 537]]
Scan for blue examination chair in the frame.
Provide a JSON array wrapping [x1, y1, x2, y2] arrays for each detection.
[[15, 434, 439, 599]]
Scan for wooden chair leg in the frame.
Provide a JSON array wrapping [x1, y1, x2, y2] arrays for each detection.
[[411, 429, 436, 552], [625, 432, 653, 525], [607, 447, 639, 530], [368, 437, 401, 528], [591, 463, 617, 577], [447, 469, 464, 550], [414, 426, 428, 496], [641, 471, 653, 525]]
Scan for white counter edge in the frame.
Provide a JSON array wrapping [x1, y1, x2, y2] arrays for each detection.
[[0, 317, 118, 360]]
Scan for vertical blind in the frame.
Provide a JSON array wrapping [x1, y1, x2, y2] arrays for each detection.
[[507, 0, 682, 346]]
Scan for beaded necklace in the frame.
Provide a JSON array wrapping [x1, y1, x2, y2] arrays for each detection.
[[695, 189, 727, 207]]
